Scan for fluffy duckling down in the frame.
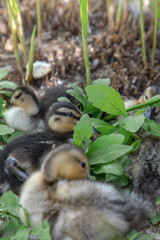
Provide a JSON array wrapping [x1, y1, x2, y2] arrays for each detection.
[[125, 85, 159, 109], [20, 144, 147, 240], [0, 102, 82, 194], [4, 86, 77, 132]]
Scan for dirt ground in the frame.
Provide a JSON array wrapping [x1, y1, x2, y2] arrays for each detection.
[[0, 0, 160, 99], [0, 0, 160, 239]]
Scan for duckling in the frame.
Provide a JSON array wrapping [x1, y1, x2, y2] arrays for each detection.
[[126, 135, 160, 210], [0, 101, 82, 194], [4, 86, 77, 132], [125, 85, 160, 109], [4, 86, 42, 132], [19, 144, 147, 240]]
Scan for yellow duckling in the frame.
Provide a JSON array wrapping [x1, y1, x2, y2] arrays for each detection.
[[4, 86, 77, 132], [20, 144, 147, 240], [125, 85, 159, 109]]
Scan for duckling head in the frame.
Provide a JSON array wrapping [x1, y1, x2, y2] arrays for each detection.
[[138, 85, 159, 104], [46, 102, 82, 134], [10, 86, 40, 116], [42, 144, 90, 182]]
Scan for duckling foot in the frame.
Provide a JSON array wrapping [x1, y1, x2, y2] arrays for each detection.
[[5, 156, 29, 182]]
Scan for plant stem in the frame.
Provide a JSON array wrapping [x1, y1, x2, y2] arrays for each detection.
[[151, 0, 159, 68], [9, 0, 28, 63], [80, 0, 91, 86], [6, 0, 23, 78], [140, 0, 147, 68], [103, 95, 160, 121], [25, 25, 37, 83], [116, 0, 122, 28], [37, 0, 42, 48]]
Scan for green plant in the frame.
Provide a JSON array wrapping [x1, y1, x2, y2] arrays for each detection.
[[37, 0, 42, 48], [116, 0, 123, 28], [6, 0, 38, 83], [0, 66, 24, 148], [140, 0, 147, 68], [151, 0, 159, 67], [80, 0, 91, 86]]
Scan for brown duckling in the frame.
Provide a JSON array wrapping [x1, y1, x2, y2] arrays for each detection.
[[0, 101, 82, 194], [19, 144, 147, 240], [125, 85, 160, 109], [4, 86, 76, 132]]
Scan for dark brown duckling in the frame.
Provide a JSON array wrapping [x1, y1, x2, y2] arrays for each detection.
[[0, 101, 81, 194], [4, 86, 76, 132], [19, 144, 147, 240]]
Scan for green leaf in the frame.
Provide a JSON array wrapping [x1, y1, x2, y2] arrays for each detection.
[[156, 196, 160, 205], [57, 97, 71, 103], [0, 125, 15, 135], [0, 191, 20, 218], [88, 134, 125, 155], [122, 114, 145, 133], [113, 174, 129, 187], [142, 119, 160, 136], [0, 90, 13, 98], [0, 81, 17, 90], [89, 144, 133, 165], [0, 66, 11, 80], [6, 131, 25, 143], [12, 226, 30, 240], [86, 85, 127, 116], [136, 235, 153, 240], [92, 78, 110, 86], [68, 83, 86, 98], [2, 216, 21, 237], [0, 97, 6, 117], [135, 109, 146, 116], [67, 89, 86, 108], [93, 160, 123, 176], [126, 230, 143, 240], [150, 212, 160, 225], [130, 140, 141, 152], [90, 118, 119, 135], [73, 114, 93, 148], [32, 220, 51, 240]]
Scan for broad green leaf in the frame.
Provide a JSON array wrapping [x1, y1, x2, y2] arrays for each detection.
[[130, 140, 141, 153], [88, 134, 125, 155], [68, 83, 86, 98], [89, 144, 133, 165], [12, 226, 30, 240], [150, 212, 160, 225], [6, 130, 25, 143], [93, 160, 123, 176], [86, 85, 127, 116], [105, 174, 117, 182], [122, 114, 145, 133], [0, 90, 12, 98], [90, 117, 119, 135], [142, 119, 160, 136], [67, 89, 86, 108], [73, 114, 93, 147], [57, 97, 71, 103], [32, 220, 51, 240], [135, 109, 146, 116], [0, 66, 11, 80], [92, 78, 110, 86], [0, 81, 17, 89], [0, 97, 6, 117], [0, 191, 19, 217], [83, 103, 99, 115], [137, 235, 153, 240], [156, 196, 160, 205], [0, 125, 15, 135], [2, 216, 20, 237], [146, 95, 160, 107], [113, 174, 129, 187]]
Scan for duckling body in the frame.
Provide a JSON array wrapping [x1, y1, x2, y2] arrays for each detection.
[[19, 144, 147, 240], [127, 135, 160, 209], [0, 102, 81, 194], [5, 86, 76, 132]]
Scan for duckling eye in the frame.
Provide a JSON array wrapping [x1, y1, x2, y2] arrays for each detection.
[[14, 93, 22, 99], [80, 162, 86, 168], [68, 112, 74, 117], [145, 94, 148, 100]]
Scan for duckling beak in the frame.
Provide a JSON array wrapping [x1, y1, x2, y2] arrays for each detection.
[[5, 155, 29, 182], [144, 107, 155, 119], [92, 127, 101, 136]]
